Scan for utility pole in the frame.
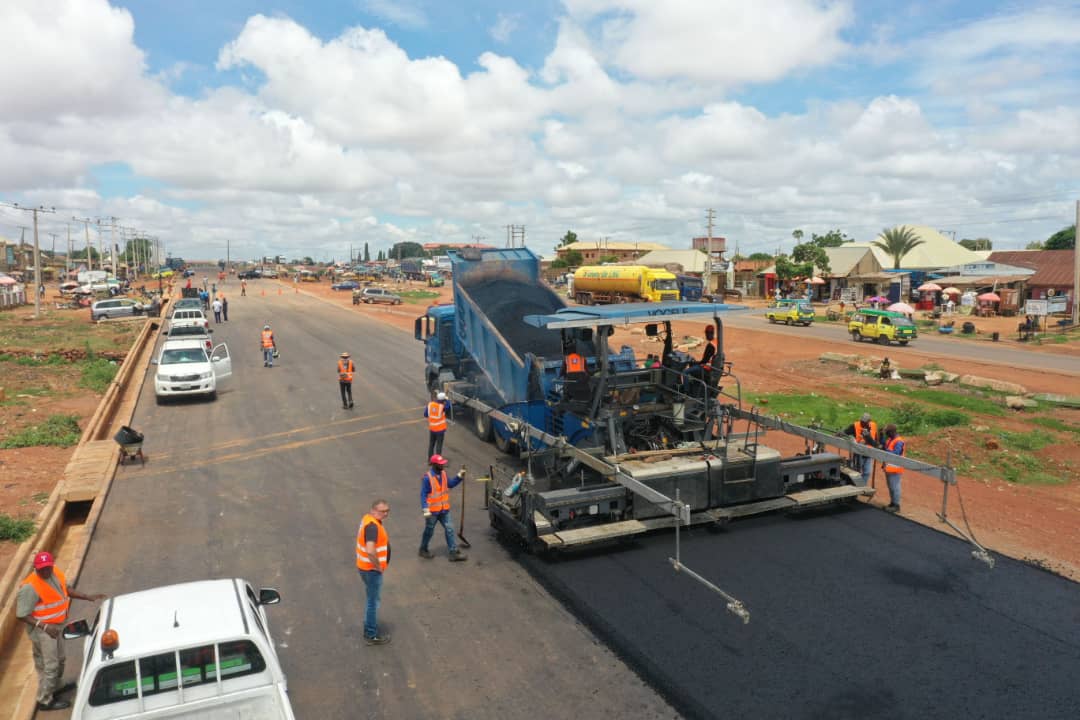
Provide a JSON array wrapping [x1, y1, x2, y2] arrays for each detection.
[[3, 202, 56, 318], [73, 217, 94, 271], [1073, 200, 1079, 326], [66, 224, 72, 276], [505, 225, 525, 248], [226, 236, 231, 271], [703, 208, 716, 295]]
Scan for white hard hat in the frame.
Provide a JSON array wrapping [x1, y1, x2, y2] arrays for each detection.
[[264, 324, 270, 329], [436, 391, 447, 401]]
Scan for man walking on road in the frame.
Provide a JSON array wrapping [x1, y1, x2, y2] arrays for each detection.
[[356, 499, 391, 645], [240, 279, 247, 296], [212, 297, 222, 323], [338, 352, 355, 409], [16, 552, 106, 712], [261, 324, 276, 367], [425, 391, 451, 458], [419, 455, 468, 562], [842, 412, 879, 485], [882, 424, 906, 513], [221, 295, 229, 322]]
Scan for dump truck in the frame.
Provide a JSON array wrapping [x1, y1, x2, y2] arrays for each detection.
[[400, 259, 426, 281], [416, 247, 989, 621], [572, 265, 680, 304]]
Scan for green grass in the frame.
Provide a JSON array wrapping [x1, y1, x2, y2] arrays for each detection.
[[997, 430, 1051, 452], [880, 385, 1005, 416], [0, 414, 82, 449], [78, 357, 119, 393], [398, 290, 440, 301], [985, 453, 1066, 485], [13, 354, 65, 366], [0, 513, 36, 543], [1027, 416, 1080, 435], [746, 393, 880, 432]]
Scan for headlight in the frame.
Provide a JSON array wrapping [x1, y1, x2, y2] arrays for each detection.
[[200, 372, 213, 380], [156, 373, 169, 382]]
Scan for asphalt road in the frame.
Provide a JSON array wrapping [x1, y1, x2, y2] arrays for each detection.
[[75, 280, 677, 719], [70, 279, 1079, 720], [714, 308, 1079, 375]]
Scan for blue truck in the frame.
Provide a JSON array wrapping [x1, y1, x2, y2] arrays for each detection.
[[676, 274, 703, 301], [416, 250, 960, 568]]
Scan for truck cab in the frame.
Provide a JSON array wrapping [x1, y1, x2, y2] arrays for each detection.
[[415, 304, 461, 392], [62, 578, 294, 720], [676, 275, 703, 302]]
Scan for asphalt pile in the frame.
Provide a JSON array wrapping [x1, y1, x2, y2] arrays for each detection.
[[521, 506, 1080, 720], [462, 273, 566, 360]]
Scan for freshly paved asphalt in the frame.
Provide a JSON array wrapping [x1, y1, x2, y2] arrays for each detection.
[[72, 277, 1079, 720]]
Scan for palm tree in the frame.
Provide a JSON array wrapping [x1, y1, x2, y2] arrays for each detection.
[[872, 225, 925, 269]]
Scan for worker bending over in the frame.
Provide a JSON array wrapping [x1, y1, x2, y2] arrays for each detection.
[[419, 454, 468, 562], [842, 412, 879, 485]]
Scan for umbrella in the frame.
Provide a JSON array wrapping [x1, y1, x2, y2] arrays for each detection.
[[977, 292, 1000, 302], [804, 277, 826, 285], [942, 287, 960, 295], [866, 295, 888, 303], [888, 302, 915, 314], [0, 274, 16, 286], [917, 282, 942, 292]]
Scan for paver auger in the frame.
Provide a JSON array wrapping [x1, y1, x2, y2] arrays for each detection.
[[417, 248, 992, 622]]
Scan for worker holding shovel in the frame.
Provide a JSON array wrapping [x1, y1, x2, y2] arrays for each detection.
[[418, 454, 468, 562]]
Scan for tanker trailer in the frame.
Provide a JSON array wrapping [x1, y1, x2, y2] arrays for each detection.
[[572, 265, 680, 304]]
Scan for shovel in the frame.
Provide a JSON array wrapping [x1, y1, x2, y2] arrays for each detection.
[[457, 465, 472, 549]]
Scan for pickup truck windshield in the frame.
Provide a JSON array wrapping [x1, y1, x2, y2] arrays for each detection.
[[161, 348, 208, 364], [653, 279, 679, 291]]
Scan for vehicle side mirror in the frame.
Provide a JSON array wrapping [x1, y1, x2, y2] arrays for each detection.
[[63, 619, 90, 639], [150, 359, 158, 365], [258, 588, 281, 605], [645, 324, 659, 337], [207, 329, 213, 333]]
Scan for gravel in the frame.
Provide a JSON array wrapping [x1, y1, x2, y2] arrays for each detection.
[[461, 272, 566, 360]]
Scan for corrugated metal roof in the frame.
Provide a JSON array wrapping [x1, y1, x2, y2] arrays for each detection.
[[824, 246, 876, 276], [987, 250, 1076, 287], [562, 241, 670, 252], [637, 249, 708, 272], [846, 226, 984, 269]]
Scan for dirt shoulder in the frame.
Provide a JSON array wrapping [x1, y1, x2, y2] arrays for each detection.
[[286, 277, 1080, 580]]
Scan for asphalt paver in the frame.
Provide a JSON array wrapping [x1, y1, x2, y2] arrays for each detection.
[[521, 505, 1080, 720]]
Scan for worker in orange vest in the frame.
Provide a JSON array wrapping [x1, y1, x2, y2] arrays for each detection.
[[419, 454, 467, 561], [564, 351, 585, 375], [842, 412, 879, 485], [338, 352, 355, 409], [261, 324, 276, 367], [425, 391, 451, 458], [356, 499, 392, 645], [882, 424, 906, 513], [16, 552, 106, 711]]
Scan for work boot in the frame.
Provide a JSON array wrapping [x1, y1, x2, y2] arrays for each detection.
[[55, 682, 77, 695], [448, 549, 468, 562], [418, 548, 434, 559], [365, 634, 391, 646], [884, 504, 899, 513], [37, 699, 72, 711]]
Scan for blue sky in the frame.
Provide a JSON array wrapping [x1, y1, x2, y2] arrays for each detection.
[[2, 0, 1078, 258]]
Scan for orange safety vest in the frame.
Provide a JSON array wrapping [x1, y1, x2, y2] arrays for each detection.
[[854, 420, 878, 445], [261, 329, 274, 348], [355, 514, 389, 571], [425, 470, 450, 513], [884, 436, 906, 474], [703, 337, 718, 370], [21, 568, 69, 625], [565, 353, 585, 374], [427, 401, 447, 432], [338, 359, 355, 383]]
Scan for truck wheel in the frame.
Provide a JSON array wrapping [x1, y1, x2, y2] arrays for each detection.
[[494, 430, 516, 456], [768, 316, 775, 323], [474, 412, 493, 442], [878, 335, 890, 346], [785, 318, 792, 326], [899, 340, 909, 346], [851, 331, 862, 342]]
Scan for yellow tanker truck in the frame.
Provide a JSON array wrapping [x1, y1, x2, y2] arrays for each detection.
[[571, 265, 680, 304]]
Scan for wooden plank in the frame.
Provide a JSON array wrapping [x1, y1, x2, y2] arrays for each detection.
[[60, 440, 117, 502]]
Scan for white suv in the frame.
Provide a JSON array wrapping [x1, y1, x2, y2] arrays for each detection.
[[62, 578, 295, 720], [168, 309, 209, 331], [153, 338, 232, 403]]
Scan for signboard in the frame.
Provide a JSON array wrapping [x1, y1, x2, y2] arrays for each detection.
[[1024, 300, 1048, 316], [1048, 296, 1068, 313]]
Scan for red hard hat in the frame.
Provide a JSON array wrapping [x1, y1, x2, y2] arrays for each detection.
[[33, 551, 55, 569], [429, 454, 447, 466], [704, 324, 714, 333]]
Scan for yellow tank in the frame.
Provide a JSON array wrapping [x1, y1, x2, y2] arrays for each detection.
[[572, 265, 680, 303]]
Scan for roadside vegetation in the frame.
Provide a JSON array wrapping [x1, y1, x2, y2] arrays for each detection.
[[0, 414, 82, 449], [748, 385, 1074, 486], [398, 289, 440, 303], [0, 513, 36, 543]]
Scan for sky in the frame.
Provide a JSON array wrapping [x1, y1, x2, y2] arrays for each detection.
[[1, 0, 1079, 262]]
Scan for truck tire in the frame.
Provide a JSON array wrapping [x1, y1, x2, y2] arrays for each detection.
[[878, 335, 890, 346], [494, 429, 516, 456], [851, 331, 862, 342], [785, 318, 792, 326], [474, 411, 493, 442]]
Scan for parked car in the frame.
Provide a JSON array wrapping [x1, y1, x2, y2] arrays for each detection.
[[152, 269, 175, 279], [766, 299, 815, 326], [262, 269, 279, 279], [848, 309, 918, 346], [357, 287, 402, 305], [152, 338, 231, 402], [168, 308, 209, 331], [165, 324, 214, 353], [182, 268, 196, 277], [62, 578, 294, 720], [332, 280, 360, 291], [90, 297, 144, 321], [238, 269, 261, 280]]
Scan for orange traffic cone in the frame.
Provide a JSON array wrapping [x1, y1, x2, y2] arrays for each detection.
[[261, 289, 265, 297], [278, 287, 282, 295]]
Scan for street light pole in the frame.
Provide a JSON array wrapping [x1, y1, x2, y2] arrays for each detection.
[[4, 203, 55, 318]]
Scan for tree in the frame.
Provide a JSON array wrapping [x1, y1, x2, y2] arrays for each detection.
[[550, 258, 569, 269], [1025, 240, 1045, 250], [559, 230, 578, 247], [872, 225, 925, 269], [120, 237, 152, 263], [563, 249, 584, 267], [389, 241, 426, 259], [810, 229, 850, 248], [377, 249, 386, 261], [70, 247, 101, 262], [1045, 224, 1075, 250], [792, 229, 804, 242], [363, 242, 371, 262], [792, 242, 831, 275], [959, 237, 992, 251], [598, 254, 619, 264], [774, 255, 812, 283], [748, 252, 773, 261], [302, 256, 315, 266]]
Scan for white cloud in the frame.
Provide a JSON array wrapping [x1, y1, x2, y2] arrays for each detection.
[[362, 0, 427, 29], [490, 12, 520, 43]]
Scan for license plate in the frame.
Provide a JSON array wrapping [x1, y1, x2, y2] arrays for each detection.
[[176, 385, 193, 391]]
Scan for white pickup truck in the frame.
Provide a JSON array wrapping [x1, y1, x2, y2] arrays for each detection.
[[63, 578, 295, 720]]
